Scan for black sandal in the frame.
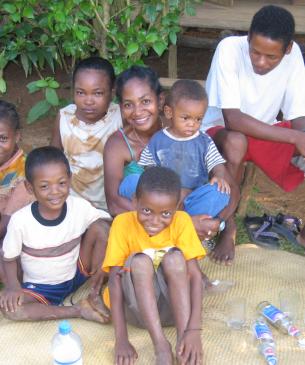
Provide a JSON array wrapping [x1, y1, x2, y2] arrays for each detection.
[[244, 215, 280, 249]]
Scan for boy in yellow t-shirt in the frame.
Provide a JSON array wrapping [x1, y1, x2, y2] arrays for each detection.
[[103, 166, 206, 365]]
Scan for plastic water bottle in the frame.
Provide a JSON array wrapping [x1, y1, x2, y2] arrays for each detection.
[[253, 317, 278, 365], [52, 320, 83, 364], [257, 301, 305, 348]]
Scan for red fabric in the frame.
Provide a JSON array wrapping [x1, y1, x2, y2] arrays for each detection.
[[206, 122, 304, 192]]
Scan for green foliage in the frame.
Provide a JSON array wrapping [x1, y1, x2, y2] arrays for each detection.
[[26, 77, 66, 124], [0, 0, 202, 121]]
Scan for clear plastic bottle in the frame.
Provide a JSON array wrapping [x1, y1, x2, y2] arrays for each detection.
[[253, 317, 278, 365], [257, 301, 305, 348], [52, 320, 83, 365]]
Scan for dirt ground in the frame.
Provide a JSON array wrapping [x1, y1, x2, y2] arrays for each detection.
[[3, 45, 305, 223]]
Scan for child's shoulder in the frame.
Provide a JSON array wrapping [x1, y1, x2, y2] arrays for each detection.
[[60, 103, 76, 116], [113, 211, 136, 225], [66, 195, 111, 220]]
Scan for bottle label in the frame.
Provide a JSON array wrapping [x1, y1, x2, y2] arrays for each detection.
[[262, 305, 285, 324], [54, 358, 82, 365], [254, 322, 273, 340], [288, 325, 300, 337]]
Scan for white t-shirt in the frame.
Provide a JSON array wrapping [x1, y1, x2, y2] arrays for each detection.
[[202, 36, 305, 131], [2, 195, 110, 285]]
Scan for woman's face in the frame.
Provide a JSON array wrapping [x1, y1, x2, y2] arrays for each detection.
[[120, 77, 159, 132]]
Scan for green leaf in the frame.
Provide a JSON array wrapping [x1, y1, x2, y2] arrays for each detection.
[[35, 79, 49, 88], [185, 6, 196, 17], [11, 13, 21, 22], [169, 31, 177, 45], [27, 100, 51, 124], [48, 80, 60, 89], [23, 6, 34, 19], [27, 81, 41, 94], [45, 88, 59, 106], [3, 3, 16, 14], [40, 34, 48, 44], [20, 54, 29, 77], [146, 33, 158, 43], [126, 42, 139, 56], [152, 41, 167, 56], [0, 78, 7, 93]]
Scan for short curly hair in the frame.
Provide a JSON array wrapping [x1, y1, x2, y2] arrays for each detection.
[[249, 5, 295, 51], [136, 166, 181, 202]]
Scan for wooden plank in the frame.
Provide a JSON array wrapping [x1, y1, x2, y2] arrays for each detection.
[[159, 77, 205, 89], [168, 44, 178, 79], [180, 0, 305, 34]]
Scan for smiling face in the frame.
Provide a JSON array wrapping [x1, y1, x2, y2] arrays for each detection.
[[120, 77, 160, 133], [136, 191, 178, 236], [165, 98, 207, 138], [248, 33, 292, 75], [74, 69, 113, 124], [0, 120, 19, 166], [26, 162, 71, 220]]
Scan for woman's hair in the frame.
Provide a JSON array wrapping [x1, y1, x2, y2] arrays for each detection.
[[72, 56, 116, 88], [249, 5, 295, 51], [136, 166, 181, 202], [115, 66, 162, 103], [25, 146, 71, 183], [0, 100, 20, 130]]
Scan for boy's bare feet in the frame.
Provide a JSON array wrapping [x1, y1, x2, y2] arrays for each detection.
[[155, 341, 173, 365], [296, 234, 305, 247], [77, 299, 109, 324], [87, 293, 110, 322]]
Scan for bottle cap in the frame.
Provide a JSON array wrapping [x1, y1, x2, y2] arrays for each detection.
[[59, 320, 72, 335]]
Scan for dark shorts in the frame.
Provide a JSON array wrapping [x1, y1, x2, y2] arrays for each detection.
[[121, 253, 174, 328], [22, 258, 89, 305], [206, 122, 304, 192]]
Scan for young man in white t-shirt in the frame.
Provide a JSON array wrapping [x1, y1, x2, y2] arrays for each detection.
[[0, 146, 111, 323], [202, 5, 305, 263]]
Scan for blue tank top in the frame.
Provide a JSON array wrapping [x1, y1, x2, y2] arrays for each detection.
[[119, 128, 144, 177]]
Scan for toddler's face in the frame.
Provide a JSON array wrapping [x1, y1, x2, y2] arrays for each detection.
[[0, 120, 19, 166], [27, 162, 70, 220], [165, 98, 207, 139], [136, 191, 178, 236], [120, 77, 159, 132], [74, 69, 113, 124]]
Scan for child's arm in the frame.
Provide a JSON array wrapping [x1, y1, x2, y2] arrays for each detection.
[[177, 258, 203, 365], [109, 266, 138, 364], [103, 135, 135, 216], [50, 112, 63, 150], [0, 259, 23, 312], [209, 164, 231, 194]]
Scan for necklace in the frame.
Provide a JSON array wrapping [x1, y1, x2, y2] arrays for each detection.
[[132, 128, 148, 148]]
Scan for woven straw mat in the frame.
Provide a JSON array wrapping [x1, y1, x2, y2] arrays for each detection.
[[1, 244, 305, 365]]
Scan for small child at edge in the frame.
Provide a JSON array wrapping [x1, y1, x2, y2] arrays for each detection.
[[0, 146, 110, 323], [103, 166, 206, 365]]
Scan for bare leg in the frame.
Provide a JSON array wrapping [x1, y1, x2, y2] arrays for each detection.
[[131, 254, 173, 365], [80, 218, 110, 321], [297, 225, 305, 247], [210, 217, 236, 265], [1, 293, 107, 323], [209, 130, 246, 264], [161, 251, 191, 363]]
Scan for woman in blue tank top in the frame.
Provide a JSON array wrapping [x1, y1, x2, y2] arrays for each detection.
[[103, 66, 163, 216]]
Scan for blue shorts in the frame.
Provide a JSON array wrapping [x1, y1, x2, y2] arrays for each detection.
[[22, 259, 89, 306]]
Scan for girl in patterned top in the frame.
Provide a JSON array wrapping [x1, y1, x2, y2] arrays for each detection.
[[51, 57, 122, 210]]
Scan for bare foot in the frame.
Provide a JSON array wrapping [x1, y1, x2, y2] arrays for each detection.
[[155, 341, 173, 365], [201, 272, 213, 291], [77, 299, 110, 324], [87, 293, 111, 322], [296, 234, 305, 248], [209, 222, 236, 265]]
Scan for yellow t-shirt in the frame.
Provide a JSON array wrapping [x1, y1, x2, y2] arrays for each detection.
[[102, 210, 206, 307]]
